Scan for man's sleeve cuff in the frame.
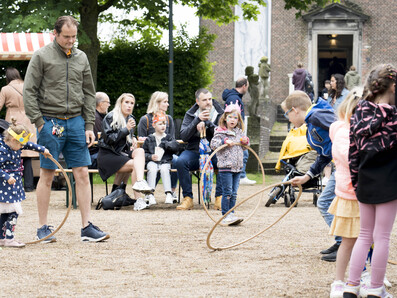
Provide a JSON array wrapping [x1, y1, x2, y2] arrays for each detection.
[[306, 171, 315, 179], [34, 118, 45, 129], [85, 123, 94, 131]]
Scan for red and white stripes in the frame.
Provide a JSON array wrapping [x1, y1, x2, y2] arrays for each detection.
[[0, 33, 54, 60]]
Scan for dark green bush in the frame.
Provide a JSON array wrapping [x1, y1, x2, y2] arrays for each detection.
[[97, 29, 215, 119]]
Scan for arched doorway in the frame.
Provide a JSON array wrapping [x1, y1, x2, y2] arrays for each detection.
[[303, 3, 369, 97]]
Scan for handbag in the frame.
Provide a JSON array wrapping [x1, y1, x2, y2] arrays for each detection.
[[96, 187, 126, 210], [95, 182, 136, 210]]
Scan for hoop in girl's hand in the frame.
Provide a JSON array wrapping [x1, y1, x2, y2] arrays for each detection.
[[199, 143, 265, 226]]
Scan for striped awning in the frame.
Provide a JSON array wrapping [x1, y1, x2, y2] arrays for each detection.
[[0, 33, 55, 60]]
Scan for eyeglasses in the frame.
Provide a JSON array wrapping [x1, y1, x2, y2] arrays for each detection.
[[102, 101, 111, 105], [284, 108, 293, 120]]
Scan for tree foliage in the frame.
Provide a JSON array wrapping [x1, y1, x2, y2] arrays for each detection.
[[0, 0, 338, 83], [97, 28, 215, 119]]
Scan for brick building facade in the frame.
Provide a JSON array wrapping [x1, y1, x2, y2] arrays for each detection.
[[201, 0, 397, 159]]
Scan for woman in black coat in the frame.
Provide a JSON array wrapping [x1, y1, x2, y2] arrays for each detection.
[[97, 93, 152, 211]]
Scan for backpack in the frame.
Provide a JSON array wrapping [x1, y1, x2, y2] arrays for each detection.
[[304, 71, 314, 95]]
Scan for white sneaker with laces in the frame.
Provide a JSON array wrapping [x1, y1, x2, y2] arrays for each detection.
[[165, 193, 175, 204], [132, 180, 153, 194], [133, 198, 148, 211], [330, 280, 344, 298], [147, 194, 157, 206], [239, 177, 256, 185]]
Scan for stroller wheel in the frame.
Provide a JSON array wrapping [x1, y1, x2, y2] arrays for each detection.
[[265, 187, 281, 207], [284, 193, 291, 207], [290, 192, 298, 207], [313, 194, 318, 207]]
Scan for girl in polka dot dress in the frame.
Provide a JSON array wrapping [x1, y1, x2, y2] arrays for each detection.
[[0, 118, 51, 248]]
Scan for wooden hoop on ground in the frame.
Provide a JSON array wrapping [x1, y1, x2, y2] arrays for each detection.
[[26, 155, 72, 245], [388, 260, 397, 265], [200, 143, 265, 226], [207, 181, 302, 251]]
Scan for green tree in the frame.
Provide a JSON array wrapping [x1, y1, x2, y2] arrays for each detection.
[[0, 0, 337, 84]]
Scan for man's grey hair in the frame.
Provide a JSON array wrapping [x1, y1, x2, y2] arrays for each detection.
[[195, 88, 210, 100], [96, 92, 109, 106]]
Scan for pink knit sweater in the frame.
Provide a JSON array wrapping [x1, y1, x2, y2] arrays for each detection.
[[329, 121, 357, 200]]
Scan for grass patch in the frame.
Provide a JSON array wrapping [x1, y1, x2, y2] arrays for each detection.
[[92, 172, 283, 185]]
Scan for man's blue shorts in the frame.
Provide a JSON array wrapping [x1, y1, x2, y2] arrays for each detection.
[[38, 116, 91, 169]]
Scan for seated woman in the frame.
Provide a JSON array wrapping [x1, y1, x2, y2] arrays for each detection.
[[137, 91, 175, 137], [137, 91, 178, 198], [97, 93, 152, 211]]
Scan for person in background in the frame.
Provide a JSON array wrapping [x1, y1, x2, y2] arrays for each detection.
[[143, 112, 179, 205], [329, 74, 349, 112], [344, 66, 361, 90], [137, 91, 178, 200], [222, 77, 255, 186], [23, 16, 109, 242], [320, 80, 331, 100], [0, 67, 38, 192], [292, 62, 307, 91], [175, 88, 223, 211], [89, 92, 110, 169], [97, 93, 152, 211]]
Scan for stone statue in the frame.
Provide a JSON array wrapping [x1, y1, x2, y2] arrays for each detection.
[[258, 56, 271, 102], [245, 66, 260, 117]]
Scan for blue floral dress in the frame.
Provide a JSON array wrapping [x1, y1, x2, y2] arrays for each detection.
[[0, 137, 45, 214]]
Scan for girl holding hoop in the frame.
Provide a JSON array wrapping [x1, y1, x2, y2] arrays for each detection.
[[210, 103, 249, 226], [0, 118, 51, 248]]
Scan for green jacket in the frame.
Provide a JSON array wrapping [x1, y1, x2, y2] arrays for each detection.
[[23, 39, 96, 131]]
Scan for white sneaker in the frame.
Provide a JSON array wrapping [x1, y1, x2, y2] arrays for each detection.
[[132, 180, 153, 194], [222, 213, 243, 226], [133, 198, 148, 211], [147, 194, 157, 206], [172, 191, 178, 201], [239, 177, 256, 185], [165, 193, 175, 204], [365, 285, 393, 298], [330, 280, 344, 298]]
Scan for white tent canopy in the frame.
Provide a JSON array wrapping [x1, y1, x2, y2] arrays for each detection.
[[0, 33, 54, 60]]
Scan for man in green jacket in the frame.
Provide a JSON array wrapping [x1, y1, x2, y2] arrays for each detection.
[[23, 16, 109, 243]]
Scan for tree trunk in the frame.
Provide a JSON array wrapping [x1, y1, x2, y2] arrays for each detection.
[[78, 0, 100, 87]]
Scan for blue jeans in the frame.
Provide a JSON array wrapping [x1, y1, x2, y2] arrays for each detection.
[[240, 150, 249, 179], [218, 171, 241, 215], [317, 171, 341, 244], [175, 149, 222, 199]]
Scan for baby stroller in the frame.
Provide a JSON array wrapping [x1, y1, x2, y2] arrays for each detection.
[[265, 155, 322, 207], [266, 124, 322, 207]]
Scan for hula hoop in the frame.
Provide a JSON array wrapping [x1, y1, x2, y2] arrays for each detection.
[[207, 181, 302, 251], [388, 260, 397, 265], [26, 155, 73, 245], [199, 143, 265, 226]]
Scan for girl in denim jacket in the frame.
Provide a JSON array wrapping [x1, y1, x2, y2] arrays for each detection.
[[210, 103, 249, 226]]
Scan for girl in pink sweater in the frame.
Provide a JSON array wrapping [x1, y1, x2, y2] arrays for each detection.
[[328, 87, 362, 298]]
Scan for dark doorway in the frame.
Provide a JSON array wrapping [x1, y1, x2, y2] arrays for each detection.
[[317, 34, 353, 94]]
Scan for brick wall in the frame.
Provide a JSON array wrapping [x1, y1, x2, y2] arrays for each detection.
[[202, 1, 397, 105], [200, 19, 235, 103]]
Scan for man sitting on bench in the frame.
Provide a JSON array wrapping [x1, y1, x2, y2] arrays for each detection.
[[175, 88, 224, 210]]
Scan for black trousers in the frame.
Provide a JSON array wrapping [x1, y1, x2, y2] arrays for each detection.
[[23, 157, 34, 189]]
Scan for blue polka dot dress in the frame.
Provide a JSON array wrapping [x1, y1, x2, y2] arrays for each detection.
[[0, 137, 45, 214]]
